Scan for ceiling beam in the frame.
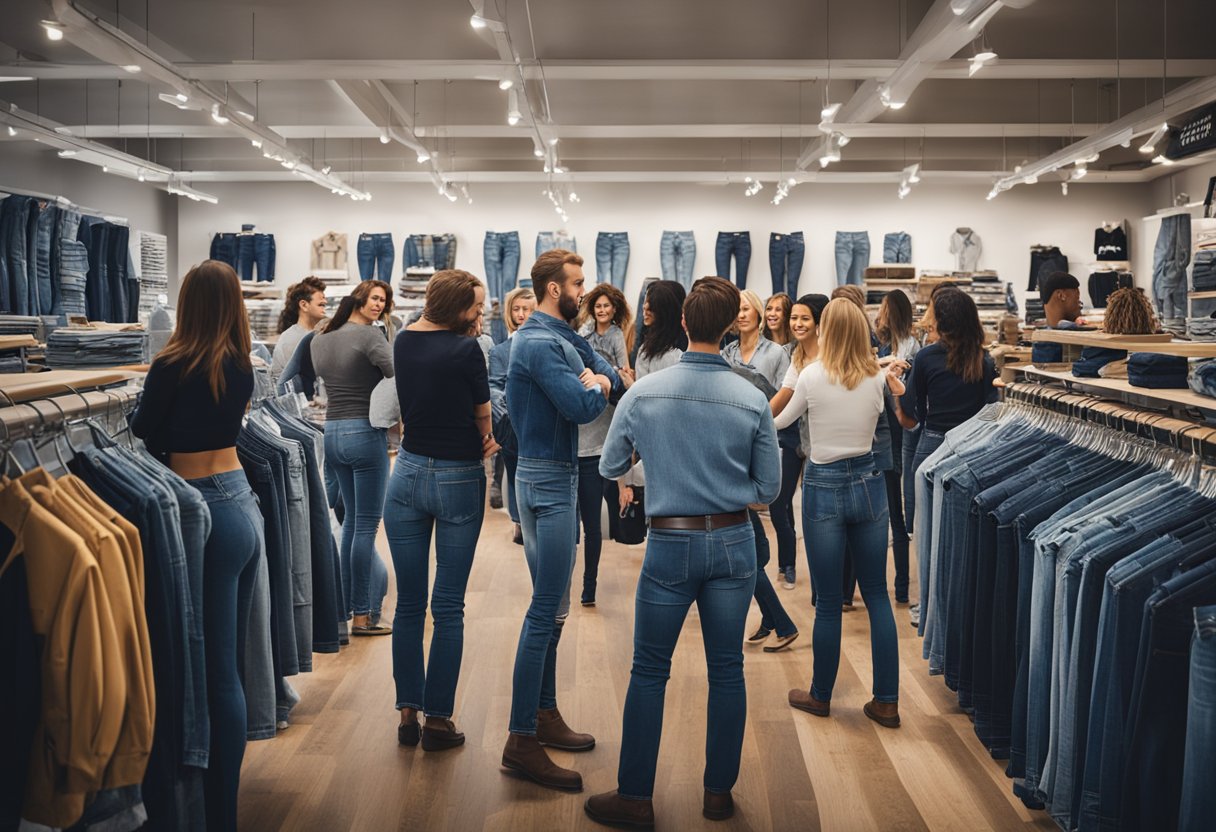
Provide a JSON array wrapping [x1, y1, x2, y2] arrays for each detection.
[[3, 59, 1213, 83]]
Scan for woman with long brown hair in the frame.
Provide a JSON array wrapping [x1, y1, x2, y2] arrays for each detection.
[[764, 293, 793, 347], [311, 279, 395, 635], [130, 260, 261, 830]]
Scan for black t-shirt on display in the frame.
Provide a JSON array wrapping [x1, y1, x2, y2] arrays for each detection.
[[394, 329, 491, 461], [900, 342, 998, 433], [1094, 226, 1128, 261]]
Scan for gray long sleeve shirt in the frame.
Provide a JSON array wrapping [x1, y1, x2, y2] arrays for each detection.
[[309, 322, 394, 420]]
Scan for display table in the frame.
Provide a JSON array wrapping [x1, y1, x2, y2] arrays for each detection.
[[0, 368, 143, 403]]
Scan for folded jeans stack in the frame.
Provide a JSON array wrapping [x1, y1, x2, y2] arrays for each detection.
[[1127, 352, 1190, 389], [45, 329, 147, 367], [1186, 317, 1216, 341], [1071, 347, 1127, 378], [1189, 360, 1216, 398]]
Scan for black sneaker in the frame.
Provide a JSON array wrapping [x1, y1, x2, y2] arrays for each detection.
[[782, 566, 796, 589]]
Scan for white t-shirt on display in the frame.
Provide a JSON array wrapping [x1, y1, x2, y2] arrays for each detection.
[[773, 363, 886, 465]]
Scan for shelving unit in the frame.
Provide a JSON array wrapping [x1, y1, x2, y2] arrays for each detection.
[[1016, 365, 1216, 417], [1030, 328, 1216, 358]]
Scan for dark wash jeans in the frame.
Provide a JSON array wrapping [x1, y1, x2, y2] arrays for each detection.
[[385, 451, 486, 717], [751, 509, 796, 636], [188, 470, 265, 832], [510, 458, 579, 735], [714, 231, 751, 290], [802, 453, 898, 703], [358, 232, 395, 281], [577, 455, 605, 598], [617, 522, 757, 799], [768, 231, 804, 297], [772, 443, 803, 572], [1181, 604, 1216, 831]]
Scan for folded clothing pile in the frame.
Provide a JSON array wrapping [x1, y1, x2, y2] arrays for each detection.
[[45, 328, 148, 367], [1072, 347, 1127, 378], [1127, 352, 1189, 389], [1189, 359, 1216, 398]]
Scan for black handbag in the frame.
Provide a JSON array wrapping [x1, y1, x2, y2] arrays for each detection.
[[615, 485, 647, 545]]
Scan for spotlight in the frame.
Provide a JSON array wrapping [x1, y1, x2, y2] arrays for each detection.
[[175, 93, 188, 103], [835, 133, 851, 147], [787, 177, 797, 186], [1025, 175, 1038, 185], [470, 14, 487, 29], [986, 188, 998, 200], [1061, 181, 1069, 196], [1139, 122, 1169, 154], [101, 165, 109, 173], [5, 126, 15, 137], [416, 151, 430, 163], [534, 148, 545, 158], [251, 138, 262, 148], [137, 170, 145, 182], [379, 132, 390, 144], [1072, 164, 1088, 180], [57, 149, 76, 157], [553, 166, 565, 174], [821, 102, 841, 121], [1152, 154, 1176, 166], [549, 137, 559, 146], [210, 106, 229, 124], [904, 163, 921, 184], [321, 165, 331, 174], [507, 89, 521, 126], [41, 20, 64, 41], [898, 184, 911, 199], [121, 64, 141, 73], [498, 78, 514, 90]]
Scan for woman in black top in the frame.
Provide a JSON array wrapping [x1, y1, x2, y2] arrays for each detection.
[[384, 269, 497, 752], [130, 260, 261, 831]]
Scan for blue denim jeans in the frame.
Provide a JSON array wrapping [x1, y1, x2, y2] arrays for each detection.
[[485, 231, 521, 342], [31, 201, 56, 315], [751, 509, 796, 636], [576, 455, 605, 598], [1181, 604, 1216, 831], [714, 231, 751, 290], [385, 452, 486, 717], [1152, 213, 1190, 328], [659, 230, 696, 289], [188, 469, 265, 832], [617, 522, 757, 799], [768, 231, 804, 297], [596, 232, 630, 290], [802, 453, 897, 702], [209, 232, 238, 268], [324, 419, 389, 618], [882, 232, 912, 263], [834, 231, 870, 286], [509, 458, 578, 734], [237, 232, 275, 283], [357, 232, 395, 281], [3, 195, 32, 315], [535, 230, 576, 259], [772, 445, 803, 571]]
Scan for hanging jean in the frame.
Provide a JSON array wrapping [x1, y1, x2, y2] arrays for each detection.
[[1, 195, 32, 315], [659, 230, 696, 289], [106, 223, 131, 323], [357, 233, 395, 281], [768, 232, 804, 297], [1152, 214, 1190, 330], [882, 232, 912, 264], [834, 231, 870, 286], [30, 201, 58, 316], [237, 233, 276, 283], [1028, 246, 1068, 292], [714, 231, 751, 291], [405, 233, 456, 270], [595, 232, 630, 290], [535, 230, 576, 259], [484, 231, 521, 343], [209, 233, 239, 269], [52, 208, 82, 317], [78, 216, 110, 322]]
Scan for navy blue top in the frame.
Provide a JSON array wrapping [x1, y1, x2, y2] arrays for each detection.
[[900, 342, 997, 433], [131, 355, 254, 454], [394, 329, 490, 461]]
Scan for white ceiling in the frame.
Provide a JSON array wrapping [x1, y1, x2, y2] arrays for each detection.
[[1, 0, 1214, 190]]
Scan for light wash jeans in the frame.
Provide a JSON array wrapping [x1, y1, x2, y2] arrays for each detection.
[[659, 230, 697, 288], [324, 419, 389, 617], [834, 231, 870, 285], [595, 231, 630, 289]]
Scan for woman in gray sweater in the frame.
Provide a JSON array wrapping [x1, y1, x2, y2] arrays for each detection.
[[311, 279, 395, 635]]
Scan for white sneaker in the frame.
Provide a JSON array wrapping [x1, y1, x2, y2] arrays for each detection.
[[909, 603, 920, 628]]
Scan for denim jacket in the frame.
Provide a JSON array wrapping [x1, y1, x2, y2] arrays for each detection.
[[507, 311, 622, 463], [600, 352, 781, 516]]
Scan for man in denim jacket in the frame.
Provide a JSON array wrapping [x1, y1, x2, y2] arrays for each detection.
[[501, 249, 622, 791], [586, 277, 781, 826]]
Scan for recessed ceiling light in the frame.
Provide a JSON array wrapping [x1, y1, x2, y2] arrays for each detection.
[[41, 20, 64, 41], [57, 149, 76, 157], [498, 78, 514, 90], [470, 14, 487, 29], [5, 126, 15, 137], [122, 64, 141, 73]]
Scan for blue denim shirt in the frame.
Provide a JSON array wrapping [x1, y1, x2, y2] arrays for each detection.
[[600, 352, 781, 516], [507, 311, 622, 463]]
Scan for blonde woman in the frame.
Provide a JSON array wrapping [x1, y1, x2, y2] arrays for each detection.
[[774, 299, 906, 729], [489, 287, 537, 540], [723, 290, 789, 388]]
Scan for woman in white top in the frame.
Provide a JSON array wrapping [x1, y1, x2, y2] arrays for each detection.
[[773, 298, 907, 729]]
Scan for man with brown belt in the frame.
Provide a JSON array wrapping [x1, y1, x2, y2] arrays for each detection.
[[587, 276, 781, 827]]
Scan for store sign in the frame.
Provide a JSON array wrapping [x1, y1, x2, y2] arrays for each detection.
[[1166, 102, 1216, 159]]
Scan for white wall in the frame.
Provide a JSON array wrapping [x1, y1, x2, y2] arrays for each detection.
[[177, 179, 1156, 313], [0, 143, 178, 271]]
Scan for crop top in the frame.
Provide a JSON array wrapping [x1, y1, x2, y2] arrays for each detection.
[[130, 355, 254, 455]]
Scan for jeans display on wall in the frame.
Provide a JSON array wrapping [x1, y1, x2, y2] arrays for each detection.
[[882, 231, 913, 264], [535, 230, 576, 259], [238, 233, 276, 283], [714, 231, 751, 290], [1028, 245, 1068, 292], [484, 230, 521, 343], [1086, 270, 1133, 308], [406, 233, 456, 270], [659, 230, 696, 288], [768, 231, 804, 297], [834, 231, 870, 286], [357, 232, 395, 281], [910, 397, 1216, 832], [1152, 214, 1191, 331], [595, 231, 630, 289]]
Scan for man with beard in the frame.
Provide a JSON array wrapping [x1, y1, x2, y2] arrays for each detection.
[[502, 249, 623, 791]]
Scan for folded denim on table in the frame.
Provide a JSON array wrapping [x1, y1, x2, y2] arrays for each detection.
[[1126, 352, 1189, 389]]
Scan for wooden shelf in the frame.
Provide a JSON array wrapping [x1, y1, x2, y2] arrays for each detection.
[[1030, 328, 1216, 357], [1017, 365, 1216, 413]]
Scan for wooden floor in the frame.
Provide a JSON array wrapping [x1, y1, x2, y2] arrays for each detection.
[[238, 489, 1056, 831]]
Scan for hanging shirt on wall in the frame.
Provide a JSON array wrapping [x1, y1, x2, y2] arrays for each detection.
[[1094, 225, 1129, 261], [311, 232, 348, 272], [949, 228, 982, 272]]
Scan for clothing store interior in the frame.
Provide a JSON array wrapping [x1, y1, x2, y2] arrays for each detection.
[[3, 0, 1216, 830]]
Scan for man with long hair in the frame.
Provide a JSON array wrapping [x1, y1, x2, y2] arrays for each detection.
[[271, 276, 328, 379], [502, 250, 622, 791]]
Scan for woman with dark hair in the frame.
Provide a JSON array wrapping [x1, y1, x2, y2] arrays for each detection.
[[271, 276, 328, 379], [311, 279, 395, 636], [385, 270, 497, 752], [635, 280, 686, 376], [130, 260, 260, 829]]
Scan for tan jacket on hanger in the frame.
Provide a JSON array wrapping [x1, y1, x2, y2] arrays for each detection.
[[311, 231, 348, 271]]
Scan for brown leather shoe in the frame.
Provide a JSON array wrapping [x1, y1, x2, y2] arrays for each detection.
[[703, 790, 735, 821], [584, 791, 655, 828], [421, 718, 465, 751], [788, 688, 830, 717], [536, 707, 595, 751], [502, 733, 583, 791], [864, 699, 901, 728], [763, 631, 799, 653]]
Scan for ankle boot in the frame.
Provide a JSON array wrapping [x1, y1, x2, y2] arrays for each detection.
[[421, 717, 465, 751], [502, 733, 583, 791], [703, 790, 735, 821], [513, 523, 523, 545], [788, 688, 830, 717], [398, 719, 420, 747], [584, 791, 655, 828], [864, 699, 901, 728], [536, 707, 595, 751]]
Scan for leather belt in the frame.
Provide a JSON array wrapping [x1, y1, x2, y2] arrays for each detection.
[[649, 510, 749, 531]]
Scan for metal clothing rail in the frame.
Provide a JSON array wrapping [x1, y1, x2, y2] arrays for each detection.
[[0, 184, 129, 225], [0, 385, 137, 442]]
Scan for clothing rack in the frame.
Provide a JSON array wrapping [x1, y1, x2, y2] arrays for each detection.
[[0, 184, 129, 225], [0, 386, 137, 442]]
